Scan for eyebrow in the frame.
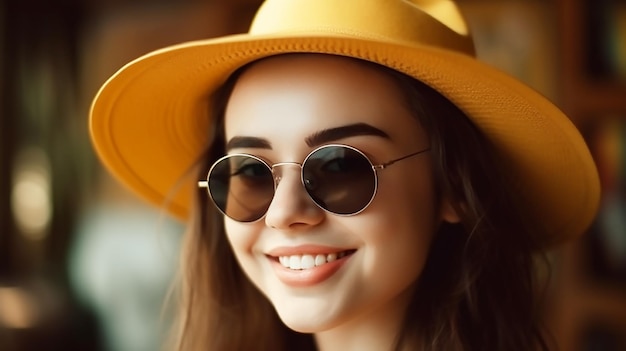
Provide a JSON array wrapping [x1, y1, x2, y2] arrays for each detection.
[[305, 123, 390, 147], [226, 136, 272, 151], [225, 122, 390, 151]]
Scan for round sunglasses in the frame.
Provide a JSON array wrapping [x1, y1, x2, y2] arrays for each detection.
[[198, 144, 430, 222]]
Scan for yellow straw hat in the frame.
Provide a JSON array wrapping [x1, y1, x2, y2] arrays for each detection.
[[89, 0, 600, 246]]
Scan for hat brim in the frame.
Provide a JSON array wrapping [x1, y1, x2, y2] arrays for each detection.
[[89, 32, 600, 247]]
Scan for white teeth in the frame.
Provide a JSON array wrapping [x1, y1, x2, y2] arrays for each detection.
[[278, 251, 349, 270], [314, 254, 326, 266], [301, 255, 315, 269], [289, 255, 302, 270]]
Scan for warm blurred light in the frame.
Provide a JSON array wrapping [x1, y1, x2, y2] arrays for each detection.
[[11, 147, 52, 240], [0, 287, 39, 329]]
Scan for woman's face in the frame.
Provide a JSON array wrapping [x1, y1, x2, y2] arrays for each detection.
[[221, 55, 458, 334]]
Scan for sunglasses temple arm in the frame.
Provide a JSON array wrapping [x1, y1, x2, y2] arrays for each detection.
[[377, 148, 431, 169], [198, 181, 209, 188]]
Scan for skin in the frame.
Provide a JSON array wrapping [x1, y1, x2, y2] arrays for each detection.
[[222, 54, 460, 351]]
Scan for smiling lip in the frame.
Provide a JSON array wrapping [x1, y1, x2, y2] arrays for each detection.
[[267, 245, 355, 287]]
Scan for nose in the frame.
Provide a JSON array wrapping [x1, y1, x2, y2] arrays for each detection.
[[264, 164, 325, 230]]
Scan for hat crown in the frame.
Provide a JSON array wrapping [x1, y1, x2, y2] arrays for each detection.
[[249, 0, 475, 56]]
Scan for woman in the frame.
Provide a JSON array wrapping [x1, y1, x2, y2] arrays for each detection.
[[89, 0, 601, 350]]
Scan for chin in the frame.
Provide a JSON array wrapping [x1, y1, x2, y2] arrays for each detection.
[[275, 309, 339, 334]]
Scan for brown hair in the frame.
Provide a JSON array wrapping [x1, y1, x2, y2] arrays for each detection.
[[173, 55, 552, 351]]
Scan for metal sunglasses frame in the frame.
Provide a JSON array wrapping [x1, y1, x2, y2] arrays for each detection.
[[198, 144, 430, 222]]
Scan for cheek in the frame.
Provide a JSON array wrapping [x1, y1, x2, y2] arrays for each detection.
[[375, 165, 439, 227], [224, 219, 262, 274], [338, 180, 436, 316], [362, 168, 439, 272]]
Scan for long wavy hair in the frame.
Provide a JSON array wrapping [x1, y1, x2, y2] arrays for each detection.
[[172, 55, 552, 351]]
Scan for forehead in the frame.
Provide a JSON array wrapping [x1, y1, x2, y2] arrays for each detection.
[[223, 54, 422, 147]]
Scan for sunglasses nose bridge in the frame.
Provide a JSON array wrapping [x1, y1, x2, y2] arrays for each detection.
[[271, 162, 303, 187]]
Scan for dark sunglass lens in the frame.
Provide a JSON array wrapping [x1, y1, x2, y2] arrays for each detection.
[[303, 146, 376, 214], [208, 155, 274, 222]]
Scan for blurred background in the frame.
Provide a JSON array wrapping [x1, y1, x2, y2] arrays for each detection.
[[0, 0, 624, 350]]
